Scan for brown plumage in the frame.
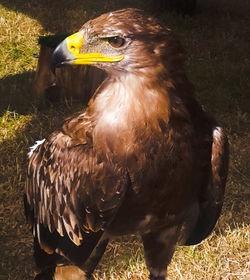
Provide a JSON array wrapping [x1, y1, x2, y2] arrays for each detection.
[[24, 8, 229, 280]]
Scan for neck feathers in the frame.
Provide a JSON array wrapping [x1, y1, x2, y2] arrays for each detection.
[[92, 73, 171, 129]]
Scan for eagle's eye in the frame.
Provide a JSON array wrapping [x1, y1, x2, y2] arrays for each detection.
[[107, 36, 125, 48]]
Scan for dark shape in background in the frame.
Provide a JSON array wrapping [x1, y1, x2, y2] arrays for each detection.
[[1, 0, 197, 34]]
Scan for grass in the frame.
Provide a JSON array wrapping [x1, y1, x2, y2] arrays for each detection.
[[0, 0, 249, 279]]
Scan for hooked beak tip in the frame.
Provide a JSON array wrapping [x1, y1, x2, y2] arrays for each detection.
[[50, 38, 76, 74]]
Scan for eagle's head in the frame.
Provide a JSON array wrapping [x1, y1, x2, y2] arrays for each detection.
[[51, 8, 185, 77]]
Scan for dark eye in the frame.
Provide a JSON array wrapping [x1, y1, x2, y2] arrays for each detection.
[[107, 36, 125, 48]]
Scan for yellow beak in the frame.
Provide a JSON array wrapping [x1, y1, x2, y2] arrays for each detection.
[[51, 32, 124, 72]]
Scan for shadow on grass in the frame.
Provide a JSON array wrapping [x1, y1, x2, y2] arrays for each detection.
[[0, 100, 85, 279], [0, 69, 87, 116], [0, 113, 36, 280], [0, 0, 148, 34], [0, 71, 36, 115]]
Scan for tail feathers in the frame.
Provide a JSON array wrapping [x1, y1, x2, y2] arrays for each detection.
[[33, 234, 66, 271], [81, 235, 109, 278], [56, 229, 104, 267], [26, 194, 109, 278], [33, 223, 108, 279], [185, 126, 229, 245], [34, 223, 104, 265], [34, 267, 55, 280]]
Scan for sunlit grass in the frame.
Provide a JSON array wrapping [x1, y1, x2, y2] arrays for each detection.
[[0, 7, 41, 77], [92, 224, 250, 280]]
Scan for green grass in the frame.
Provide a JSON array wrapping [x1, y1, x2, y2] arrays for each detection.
[[0, 0, 249, 279]]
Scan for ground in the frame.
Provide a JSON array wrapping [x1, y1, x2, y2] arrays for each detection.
[[0, 0, 249, 279]]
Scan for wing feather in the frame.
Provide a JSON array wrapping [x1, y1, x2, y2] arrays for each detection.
[[185, 125, 229, 245], [25, 130, 129, 247]]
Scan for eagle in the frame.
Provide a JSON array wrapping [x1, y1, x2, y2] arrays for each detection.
[[24, 8, 229, 280]]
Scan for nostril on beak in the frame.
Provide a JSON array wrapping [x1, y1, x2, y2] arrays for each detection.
[[50, 33, 83, 74], [69, 44, 80, 55]]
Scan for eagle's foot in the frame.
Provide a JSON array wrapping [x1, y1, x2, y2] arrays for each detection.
[[34, 265, 87, 280]]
